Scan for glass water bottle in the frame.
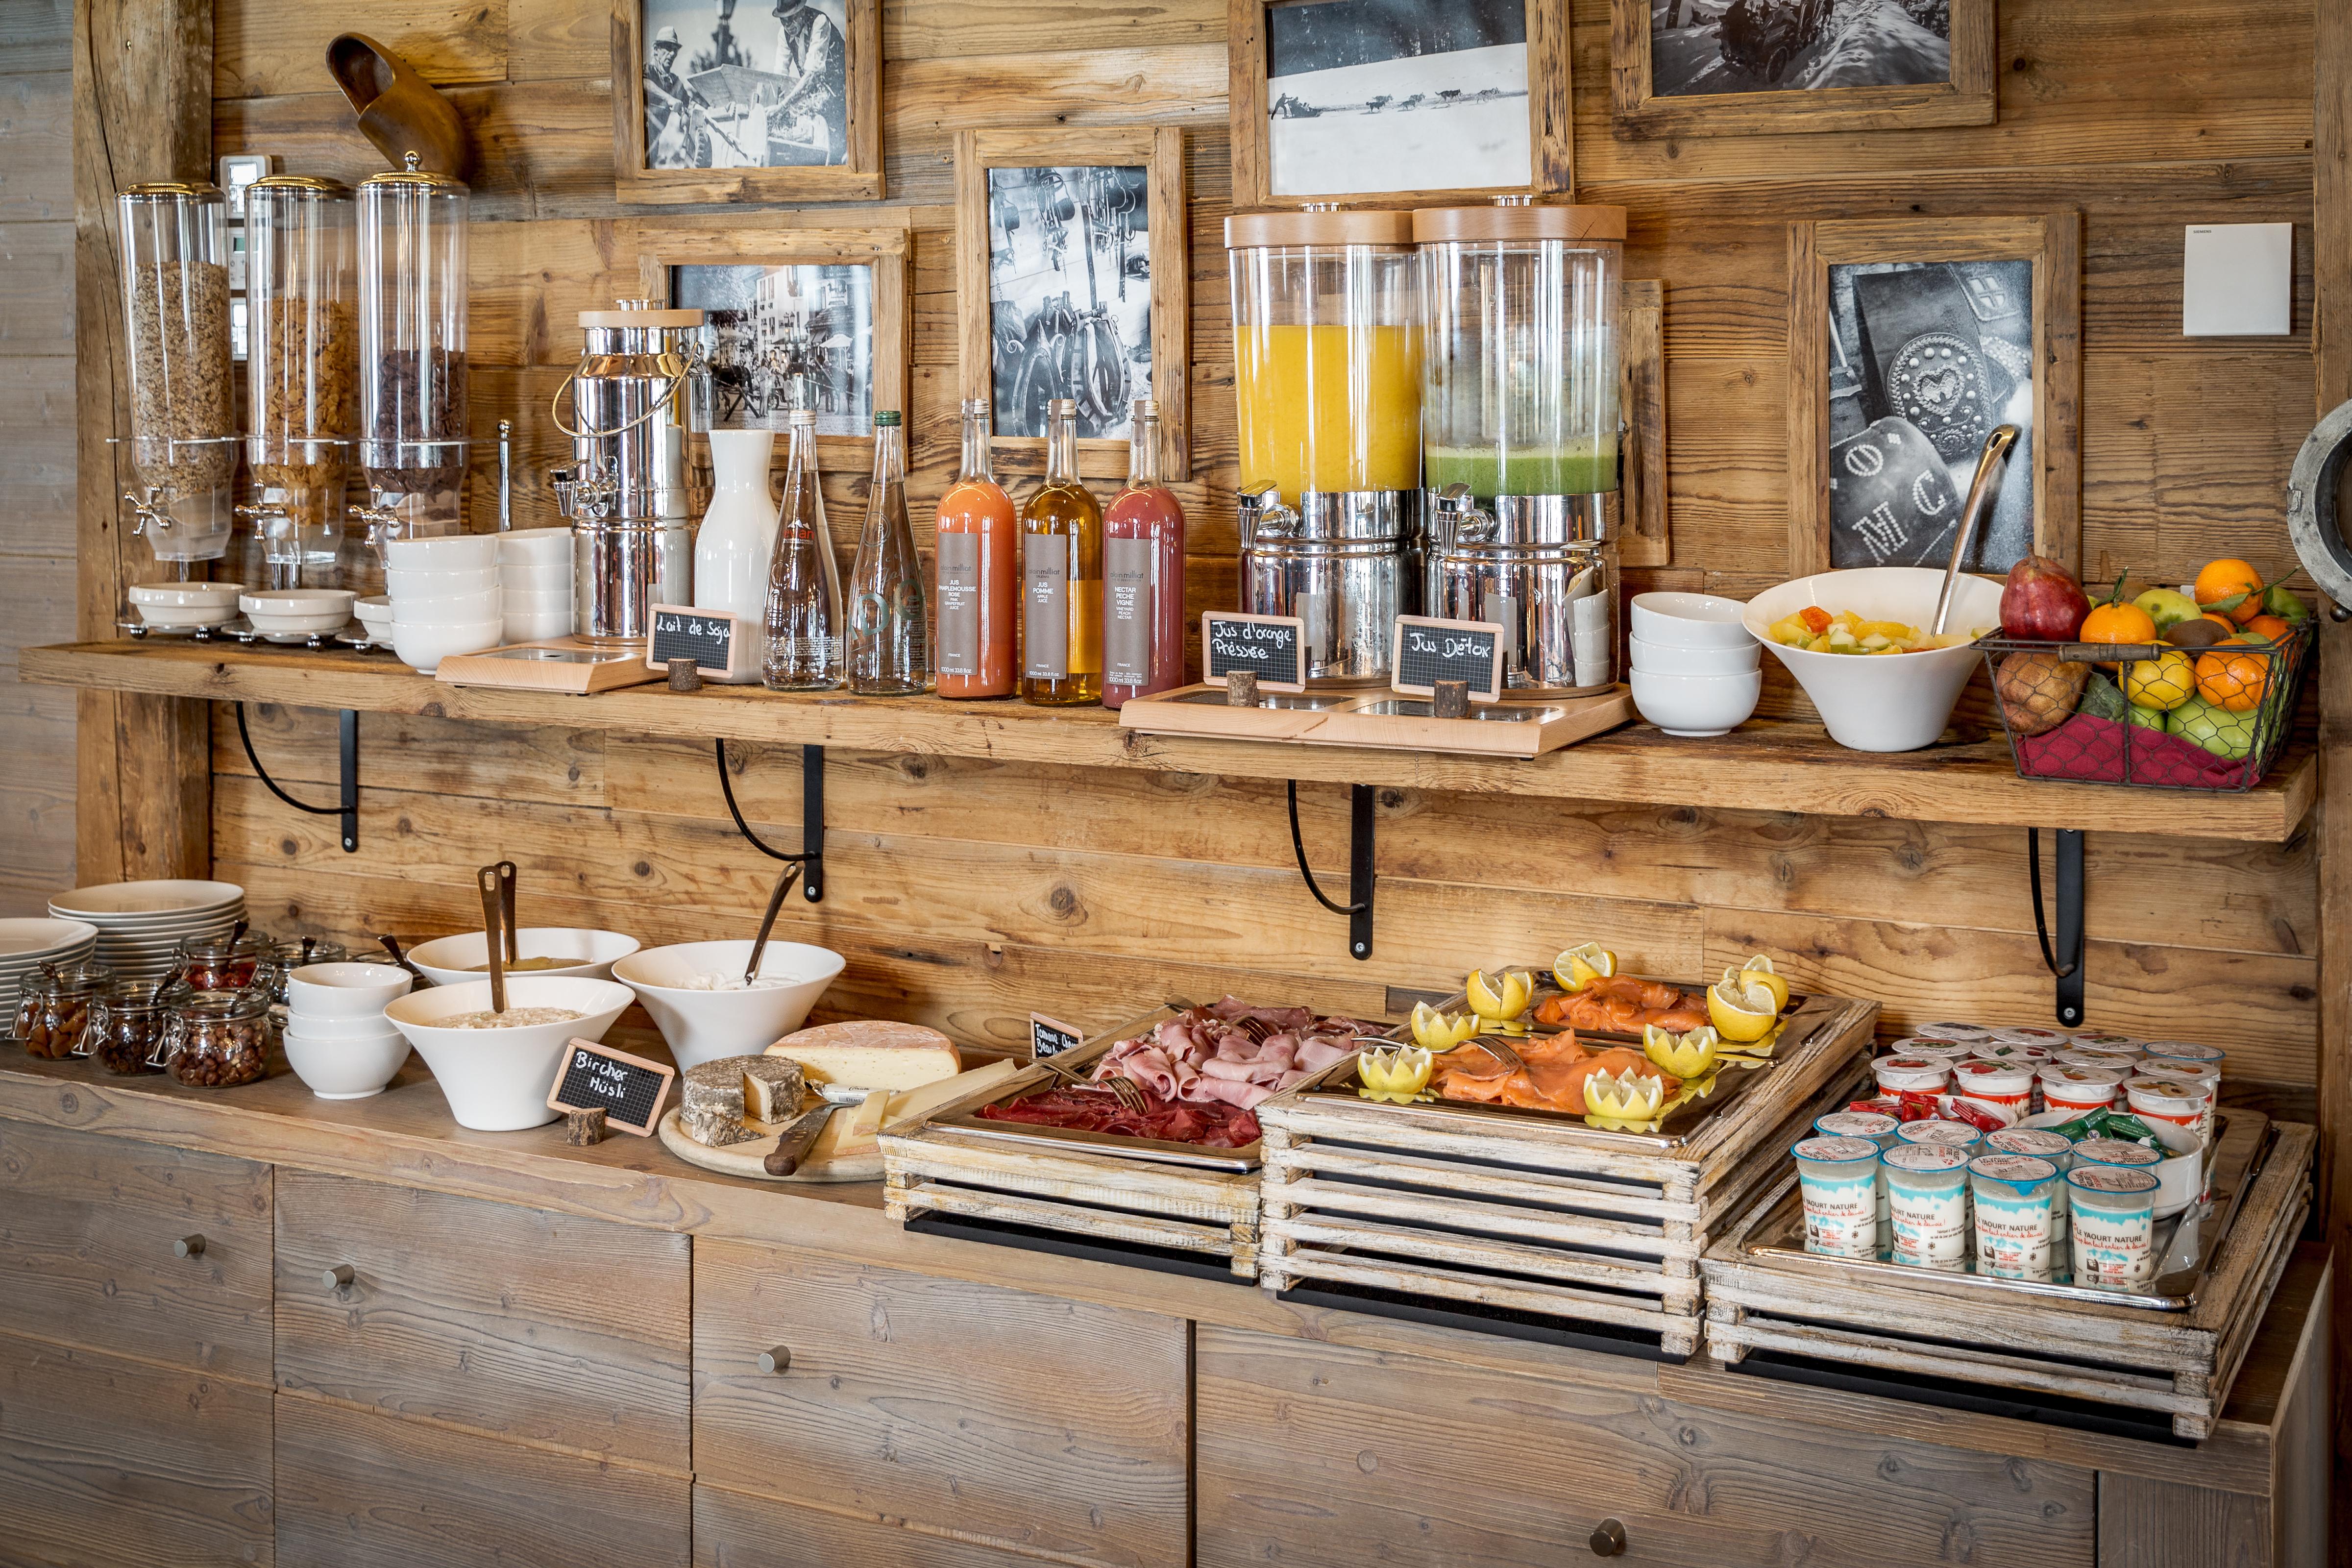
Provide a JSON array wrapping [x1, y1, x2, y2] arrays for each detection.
[[844, 411, 929, 695], [761, 409, 843, 689]]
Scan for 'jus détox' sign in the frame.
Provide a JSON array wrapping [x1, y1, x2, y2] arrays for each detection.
[[1200, 612, 1305, 691], [1390, 615, 1505, 703], [545, 1039, 676, 1136]]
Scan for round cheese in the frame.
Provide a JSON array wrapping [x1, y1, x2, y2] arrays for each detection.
[[765, 1020, 962, 1092]]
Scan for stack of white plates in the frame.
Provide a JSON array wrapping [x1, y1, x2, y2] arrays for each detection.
[[48, 880, 247, 987], [0, 917, 99, 1016]]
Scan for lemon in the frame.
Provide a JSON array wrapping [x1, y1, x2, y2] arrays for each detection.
[[1356, 1044, 1434, 1104], [1464, 968, 1533, 1022], [1552, 943, 1617, 994], [1734, 956, 1789, 1012], [1643, 1023, 1720, 1078], [1707, 979, 1779, 1044], [2122, 648, 2197, 712], [1583, 1065, 1666, 1122], [1409, 1002, 1480, 1053]]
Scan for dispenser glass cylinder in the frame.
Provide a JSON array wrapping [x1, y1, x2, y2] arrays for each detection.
[[358, 160, 470, 544], [246, 176, 358, 587], [117, 182, 236, 563]]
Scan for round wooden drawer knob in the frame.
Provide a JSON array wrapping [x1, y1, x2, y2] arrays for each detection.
[[322, 1264, 356, 1290], [173, 1235, 205, 1259], [757, 1347, 791, 1374], [1590, 1519, 1628, 1558]]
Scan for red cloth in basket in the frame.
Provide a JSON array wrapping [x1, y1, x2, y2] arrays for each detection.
[[2013, 711, 2254, 789]]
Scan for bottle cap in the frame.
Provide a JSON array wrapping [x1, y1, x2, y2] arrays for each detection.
[[1048, 398, 1078, 416], [961, 398, 989, 416], [1132, 398, 1160, 418], [873, 410, 901, 427]]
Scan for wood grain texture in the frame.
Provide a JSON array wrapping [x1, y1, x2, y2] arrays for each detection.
[[0, 1329, 274, 1567], [272, 1170, 692, 1469], [695, 1481, 1064, 1568], [1619, 277, 1670, 567], [2097, 1474, 2271, 1568], [692, 1238, 1187, 1567], [273, 1394, 689, 1568], [215, 0, 505, 98], [0, 1117, 274, 1379]]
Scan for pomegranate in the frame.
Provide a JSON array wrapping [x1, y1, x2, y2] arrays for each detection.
[[1999, 555, 2090, 641]]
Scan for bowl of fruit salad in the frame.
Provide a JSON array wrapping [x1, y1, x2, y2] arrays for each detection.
[[1743, 567, 2002, 752]]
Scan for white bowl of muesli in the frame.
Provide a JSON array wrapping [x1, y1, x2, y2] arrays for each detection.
[[386, 975, 634, 1130]]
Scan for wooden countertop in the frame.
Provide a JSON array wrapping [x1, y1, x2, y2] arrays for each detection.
[[20, 639, 2320, 841], [0, 1043, 2320, 1496]]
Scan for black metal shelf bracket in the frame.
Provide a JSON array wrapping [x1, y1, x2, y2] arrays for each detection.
[[2027, 827, 2086, 1027], [1287, 780, 1374, 961], [234, 702, 359, 853], [715, 739, 824, 903]]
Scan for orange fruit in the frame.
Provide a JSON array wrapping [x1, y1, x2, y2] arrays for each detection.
[[2078, 601, 2158, 668], [2199, 612, 2237, 634], [2243, 613, 2292, 642], [2193, 559, 2266, 624], [2195, 645, 2270, 712]]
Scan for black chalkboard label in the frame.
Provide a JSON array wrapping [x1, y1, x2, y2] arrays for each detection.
[[648, 607, 735, 673], [1391, 615, 1505, 702], [545, 1039, 676, 1137], [1201, 612, 1305, 691], [1029, 1012, 1084, 1061]]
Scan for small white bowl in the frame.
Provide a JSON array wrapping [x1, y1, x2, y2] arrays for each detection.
[[385, 534, 499, 572], [392, 619, 505, 673], [503, 612, 573, 643], [247, 612, 357, 638], [405, 928, 641, 990], [384, 976, 635, 1130], [284, 1009, 405, 1042], [1742, 567, 2004, 753], [614, 939, 845, 1071], [242, 588, 356, 618], [1631, 667, 1763, 737], [496, 528, 575, 565], [498, 582, 574, 609], [135, 601, 240, 629], [386, 565, 500, 598], [354, 592, 394, 623], [1630, 592, 1758, 650], [282, 1028, 414, 1101], [130, 581, 244, 609], [500, 574, 574, 602], [287, 959, 414, 1019], [1628, 635, 1760, 677], [392, 587, 503, 626]]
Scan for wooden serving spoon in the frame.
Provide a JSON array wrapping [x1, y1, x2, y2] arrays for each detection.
[[476, 864, 508, 1017]]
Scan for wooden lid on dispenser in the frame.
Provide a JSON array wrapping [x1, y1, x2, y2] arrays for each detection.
[[1225, 206, 1416, 249], [1412, 199, 1626, 245]]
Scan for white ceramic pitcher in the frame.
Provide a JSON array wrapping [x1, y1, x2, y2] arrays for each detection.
[[693, 428, 780, 624]]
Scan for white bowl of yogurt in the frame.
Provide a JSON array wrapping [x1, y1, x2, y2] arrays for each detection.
[[613, 939, 844, 1071], [385, 975, 634, 1130], [405, 927, 641, 989]]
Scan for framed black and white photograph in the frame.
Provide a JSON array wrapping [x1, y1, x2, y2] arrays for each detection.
[[1229, 0, 1569, 210], [956, 127, 1189, 479], [1789, 215, 2082, 579], [613, 0, 881, 204], [1612, 0, 1992, 139]]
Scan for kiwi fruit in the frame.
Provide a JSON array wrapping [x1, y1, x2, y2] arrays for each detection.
[[2163, 619, 2228, 650]]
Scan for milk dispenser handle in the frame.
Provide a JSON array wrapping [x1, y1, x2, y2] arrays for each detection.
[[549, 351, 695, 442]]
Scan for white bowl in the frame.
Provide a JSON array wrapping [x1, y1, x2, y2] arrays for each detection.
[[503, 612, 574, 643], [384, 976, 635, 1130], [1628, 635, 1761, 677], [392, 587, 503, 626], [1741, 568, 2004, 753], [392, 619, 504, 673], [386, 565, 500, 599], [1630, 667, 1764, 737], [1630, 592, 1758, 650], [499, 583, 574, 609], [282, 1028, 414, 1101], [243, 588, 355, 618], [497, 528, 574, 565], [613, 939, 845, 1071], [284, 1009, 405, 1042], [130, 580, 244, 609], [354, 593, 394, 627], [134, 601, 239, 629], [405, 928, 642, 990], [246, 609, 354, 636], [385, 534, 500, 571], [287, 959, 414, 1019]]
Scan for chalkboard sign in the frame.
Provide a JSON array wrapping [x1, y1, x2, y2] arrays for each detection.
[[1201, 612, 1305, 692], [545, 1039, 676, 1137], [1029, 1012, 1084, 1061], [645, 606, 758, 683], [1391, 615, 1504, 702]]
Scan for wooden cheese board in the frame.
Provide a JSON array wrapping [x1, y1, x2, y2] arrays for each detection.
[[658, 1059, 1020, 1184]]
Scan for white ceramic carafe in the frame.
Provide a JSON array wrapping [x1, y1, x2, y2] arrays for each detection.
[[693, 429, 780, 623]]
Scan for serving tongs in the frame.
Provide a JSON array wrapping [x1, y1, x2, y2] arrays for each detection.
[[476, 864, 510, 1016], [1033, 1050, 1150, 1114], [1932, 423, 2022, 636]]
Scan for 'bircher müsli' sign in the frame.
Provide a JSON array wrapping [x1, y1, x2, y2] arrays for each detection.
[[545, 1039, 676, 1136]]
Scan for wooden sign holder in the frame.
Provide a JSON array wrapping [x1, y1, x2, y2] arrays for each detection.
[[437, 638, 666, 694], [1118, 675, 1635, 759]]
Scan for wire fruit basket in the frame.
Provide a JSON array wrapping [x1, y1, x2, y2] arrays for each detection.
[[1979, 620, 2312, 792]]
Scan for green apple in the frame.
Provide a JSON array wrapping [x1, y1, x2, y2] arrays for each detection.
[[2132, 588, 2202, 632], [2263, 584, 2312, 623], [2127, 703, 2168, 731], [2168, 696, 2254, 760]]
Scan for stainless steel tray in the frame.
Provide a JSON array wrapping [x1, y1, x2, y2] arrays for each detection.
[[1736, 1110, 2268, 1312]]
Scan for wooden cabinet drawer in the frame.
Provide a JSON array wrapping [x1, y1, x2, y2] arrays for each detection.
[[0, 1328, 273, 1566], [1197, 1327, 2096, 1568], [274, 1395, 688, 1568], [696, 1481, 1077, 1568], [693, 1240, 1188, 1568], [273, 1171, 691, 1468], [0, 1119, 273, 1379]]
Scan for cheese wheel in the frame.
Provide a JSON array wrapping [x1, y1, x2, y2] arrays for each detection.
[[765, 1020, 962, 1092]]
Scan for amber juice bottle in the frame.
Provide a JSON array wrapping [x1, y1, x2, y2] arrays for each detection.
[[1020, 398, 1102, 705]]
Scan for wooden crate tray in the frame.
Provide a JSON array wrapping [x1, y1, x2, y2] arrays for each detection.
[[1117, 682, 1635, 757], [1698, 1116, 2317, 1440], [1254, 992, 1880, 1357]]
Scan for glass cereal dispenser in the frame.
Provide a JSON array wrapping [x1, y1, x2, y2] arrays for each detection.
[[357, 155, 470, 551], [244, 176, 358, 587], [1418, 199, 1625, 692], [117, 182, 236, 568]]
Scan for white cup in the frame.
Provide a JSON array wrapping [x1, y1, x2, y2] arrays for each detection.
[[386, 534, 499, 572]]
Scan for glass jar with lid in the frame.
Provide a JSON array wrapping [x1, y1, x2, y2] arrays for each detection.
[[15, 963, 117, 1060], [83, 977, 185, 1076], [245, 175, 359, 588], [157, 989, 272, 1088], [174, 929, 276, 993], [260, 936, 350, 1005], [358, 155, 470, 550], [117, 182, 236, 565]]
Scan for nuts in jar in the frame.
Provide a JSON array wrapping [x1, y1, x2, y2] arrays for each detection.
[[17, 963, 115, 1060], [159, 988, 271, 1088], [174, 928, 275, 992], [86, 978, 181, 1076]]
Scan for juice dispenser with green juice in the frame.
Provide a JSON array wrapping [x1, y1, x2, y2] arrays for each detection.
[[1228, 208, 1421, 684], [1418, 200, 1625, 693]]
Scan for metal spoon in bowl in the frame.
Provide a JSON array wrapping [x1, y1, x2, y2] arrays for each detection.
[[744, 861, 802, 988], [1933, 424, 2021, 636]]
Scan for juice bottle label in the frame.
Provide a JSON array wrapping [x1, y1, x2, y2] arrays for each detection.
[[1023, 534, 1068, 680], [936, 532, 982, 677], [1104, 537, 1153, 686]]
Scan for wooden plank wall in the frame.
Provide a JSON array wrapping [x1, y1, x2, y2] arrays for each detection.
[[198, 0, 2324, 1105], [0, 0, 77, 913]]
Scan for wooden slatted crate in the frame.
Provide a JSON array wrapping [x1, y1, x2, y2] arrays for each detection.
[[1699, 1114, 2316, 1439], [1254, 992, 1881, 1356]]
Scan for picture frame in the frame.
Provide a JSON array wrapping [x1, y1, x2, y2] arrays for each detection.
[[1788, 213, 2082, 580], [612, 0, 882, 205], [1228, 0, 1572, 211], [631, 214, 910, 456], [955, 126, 1190, 481], [1613, 0, 1994, 140]]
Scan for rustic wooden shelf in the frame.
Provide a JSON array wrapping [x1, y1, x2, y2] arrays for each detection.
[[20, 639, 2318, 842]]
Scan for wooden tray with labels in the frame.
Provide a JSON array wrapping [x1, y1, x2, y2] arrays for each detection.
[[1117, 683, 1635, 757]]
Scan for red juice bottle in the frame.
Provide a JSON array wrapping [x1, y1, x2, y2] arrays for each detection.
[[1101, 398, 1185, 709]]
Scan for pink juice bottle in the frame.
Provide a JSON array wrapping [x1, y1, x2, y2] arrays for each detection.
[[1101, 398, 1185, 709]]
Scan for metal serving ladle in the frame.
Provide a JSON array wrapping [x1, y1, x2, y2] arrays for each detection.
[[1933, 424, 2022, 635]]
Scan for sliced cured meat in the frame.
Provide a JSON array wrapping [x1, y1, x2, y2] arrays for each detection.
[[974, 1084, 1262, 1148]]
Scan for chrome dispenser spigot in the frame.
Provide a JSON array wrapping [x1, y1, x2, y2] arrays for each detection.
[[350, 499, 404, 556], [497, 420, 513, 532], [1236, 483, 1298, 545], [549, 459, 618, 521], [1428, 481, 1494, 554], [122, 488, 172, 539]]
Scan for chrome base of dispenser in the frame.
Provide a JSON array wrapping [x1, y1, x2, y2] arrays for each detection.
[[1240, 487, 1420, 687]]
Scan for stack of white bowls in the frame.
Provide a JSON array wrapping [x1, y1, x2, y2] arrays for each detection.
[[48, 879, 246, 986], [354, 593, 394, 643], [1628, 592, 1764, 738], [498, 528, 575, 642], [241, 588, 357, 643], [0, 917, 98, 1015], [385, 534, 504, 672], [282, 960, 415, 1100], [128, 580, 242, 632]]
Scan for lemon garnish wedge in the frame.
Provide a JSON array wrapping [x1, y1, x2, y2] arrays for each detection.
[[1410, 1002, 1481, 1053], [1553, 943, 1617, 994], [1357, 1045, 1435, 1103], [1707, 979, 1778, 1044], [1584, 1065, 1666, 1121], [1464, 968, 1533, 1022], [1643, 1023, 1720, 1078], [1737, 955, 1790, 1011]]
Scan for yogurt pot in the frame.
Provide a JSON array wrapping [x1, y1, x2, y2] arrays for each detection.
[[2126, 1077, 2212, 1151], [2053, 1048, 2129, 1072], [2067, 1165, 2161, 1288], [1968, 1041, 2055, 1066], [1988, 1027, 2071, 1050], [1915, 1021, 1992, 1043], [1951, 1058, 2035, 1119], [2072, 1137, 2165, 1174], [2040, 1064, 2127, 1118], [1882, 1143, 1971, 1266], [2067, 1042, 2146, 1065], [2067, 1030, 2141, 1050], [1893, 1119, 1983, 1155], [2140, 1041, 2225, 1074], [1792, 1136, 1882, 1258], [1969, 1153, 2060, 1277], [1815, 1110, 1901, 1224], [1984, 1127, 2075, 1242], [1872, 1055, 1951, 1096], [2132, 1060, 2220, 1147]]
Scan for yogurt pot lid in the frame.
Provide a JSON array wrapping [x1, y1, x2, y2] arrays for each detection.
[[1989, 1027, 2070, 1045], [1884, 1142, 1970, 1173], [1916, 1021, 1992, 1039], [1969, 1153, 2058, 1186], [1877, 1056, 1947, 1073], [1985, 1128, 2072, 1156], [2134, 1058, 2218, 1083], [2141, 1040, 2225, 1062], [2068, 1164, 2160, 1195], [1967, 1042, 2052, 1063], [2041, 1063, 2125, 1084], [1955, 1059, 2034, 1087], [2073, 1138, 2164, 1168], [1817, 1111, 1899, 1137], [2128, 1077, 2211, 1106], [1792, 1135, 1882, 1163], [1895, 1119, 1982, 1147]]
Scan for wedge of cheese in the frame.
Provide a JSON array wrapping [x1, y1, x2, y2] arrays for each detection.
[[681, 1055, 805, 1147], [764, 1020, 962, 1092]]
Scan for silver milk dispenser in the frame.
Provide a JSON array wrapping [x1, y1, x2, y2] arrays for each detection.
[[550, 300, 704, 647]]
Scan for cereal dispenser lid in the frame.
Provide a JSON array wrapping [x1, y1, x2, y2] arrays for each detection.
[[1412, 198, 1626, 245], [580, 298, 705, 329], [1225, 206, 1416, 249], [120, 180, 225, 204]]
